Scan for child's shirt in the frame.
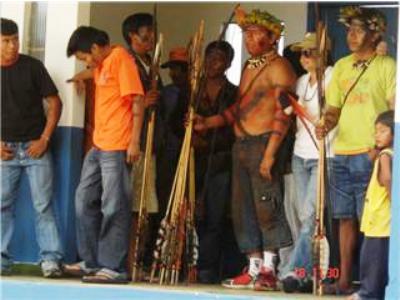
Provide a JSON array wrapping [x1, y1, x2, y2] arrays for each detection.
[[360, 148, 393, 237]]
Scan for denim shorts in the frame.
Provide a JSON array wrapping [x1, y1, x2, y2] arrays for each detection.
[[329, 153, 373, 220]]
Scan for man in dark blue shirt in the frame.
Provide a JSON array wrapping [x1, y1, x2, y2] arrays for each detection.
[[194, 41, 244, 284], [158, 46, 189, 215]]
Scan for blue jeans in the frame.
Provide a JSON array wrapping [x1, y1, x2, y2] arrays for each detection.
[[283, 155, 318, 278], [198, 169, 231, 275], [330, 153, 372, 220], [1, 142, 63, 270], [75, 148, 131, 275]]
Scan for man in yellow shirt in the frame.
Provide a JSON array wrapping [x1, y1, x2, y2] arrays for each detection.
[[316, 6, 396, 294]]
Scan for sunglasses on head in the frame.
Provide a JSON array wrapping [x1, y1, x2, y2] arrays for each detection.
[[301, 49, 317, 58]]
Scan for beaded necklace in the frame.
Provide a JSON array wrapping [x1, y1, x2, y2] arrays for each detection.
[[303, 78, 318, 102]]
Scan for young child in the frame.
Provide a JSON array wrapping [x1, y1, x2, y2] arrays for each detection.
[[350, 110, 394, 300]]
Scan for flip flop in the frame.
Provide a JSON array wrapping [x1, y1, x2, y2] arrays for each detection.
[[82, 271, 129, 284], [347, 293, 361, 300], [63, 263, 87, 277]]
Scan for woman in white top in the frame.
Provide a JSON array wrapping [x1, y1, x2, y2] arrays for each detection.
[[281, 32, 336, 293]]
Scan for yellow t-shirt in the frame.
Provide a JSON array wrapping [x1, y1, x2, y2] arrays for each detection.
[[326, 54, 396, 155], [360, 148, 393, 237]]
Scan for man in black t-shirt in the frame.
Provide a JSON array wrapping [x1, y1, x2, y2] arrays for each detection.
[[0, 18, 63, 277]]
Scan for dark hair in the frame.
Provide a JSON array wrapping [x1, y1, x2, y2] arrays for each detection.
[[1, 18, 18, 36], [170, 62, 189, 72], [122, 13, 153, 45], [66, 26, 109, 57], [326, 51, 334, 66], [283, 44, 306, 77], [355, 22, 384, 47], [205, 40, 234, 64], [376, 110, 394, 134]]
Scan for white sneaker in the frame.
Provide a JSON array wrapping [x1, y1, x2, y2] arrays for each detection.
[[41, 261, 62, 278]]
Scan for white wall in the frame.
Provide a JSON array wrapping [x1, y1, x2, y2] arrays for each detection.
[[158, 2, 307, 54], [90, 2, 154, 45], [90, 2, 308, 83], [90, 2, 307, 46]]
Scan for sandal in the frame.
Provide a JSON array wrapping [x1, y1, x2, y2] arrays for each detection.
[[82, 270, 129, 284], [63, 263, 94, 277]]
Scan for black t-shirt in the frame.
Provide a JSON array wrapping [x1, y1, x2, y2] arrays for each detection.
[[1, 54, 58, 142]]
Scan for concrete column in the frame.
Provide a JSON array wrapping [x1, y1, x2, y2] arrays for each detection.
[[45, 2, 90, 128], [43, 2, 91, 262]]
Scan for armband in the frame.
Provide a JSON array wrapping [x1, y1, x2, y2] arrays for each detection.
[[273, 116, 290, 125], [220, 112, 229, 126], [271, 130, 283, 137]]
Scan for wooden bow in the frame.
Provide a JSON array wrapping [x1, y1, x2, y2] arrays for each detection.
[[313, 3, 330, 296]]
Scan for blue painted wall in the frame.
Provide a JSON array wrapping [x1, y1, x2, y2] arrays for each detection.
[[9, 126, 83, 263], [386, 122, 400, 299]]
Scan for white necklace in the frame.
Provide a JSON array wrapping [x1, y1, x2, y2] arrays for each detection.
[[247, 55, 267, 69], [246, 50, 279, 69]]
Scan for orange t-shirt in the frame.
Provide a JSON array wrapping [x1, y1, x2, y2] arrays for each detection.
[[93, 46, 144, 151]]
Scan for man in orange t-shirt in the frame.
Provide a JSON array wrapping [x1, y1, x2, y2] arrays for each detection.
[[64, 26, 144, 283]]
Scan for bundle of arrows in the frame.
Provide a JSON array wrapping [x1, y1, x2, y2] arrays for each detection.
[[149, 20, 205, 285]]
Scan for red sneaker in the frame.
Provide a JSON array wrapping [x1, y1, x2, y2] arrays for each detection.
[[221, 268, 256, 289], [254, 267, 279, 291]]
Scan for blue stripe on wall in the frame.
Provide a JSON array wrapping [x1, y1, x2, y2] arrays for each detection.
[[386, 122, 400, 299], [10, 126, 83, 263]]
